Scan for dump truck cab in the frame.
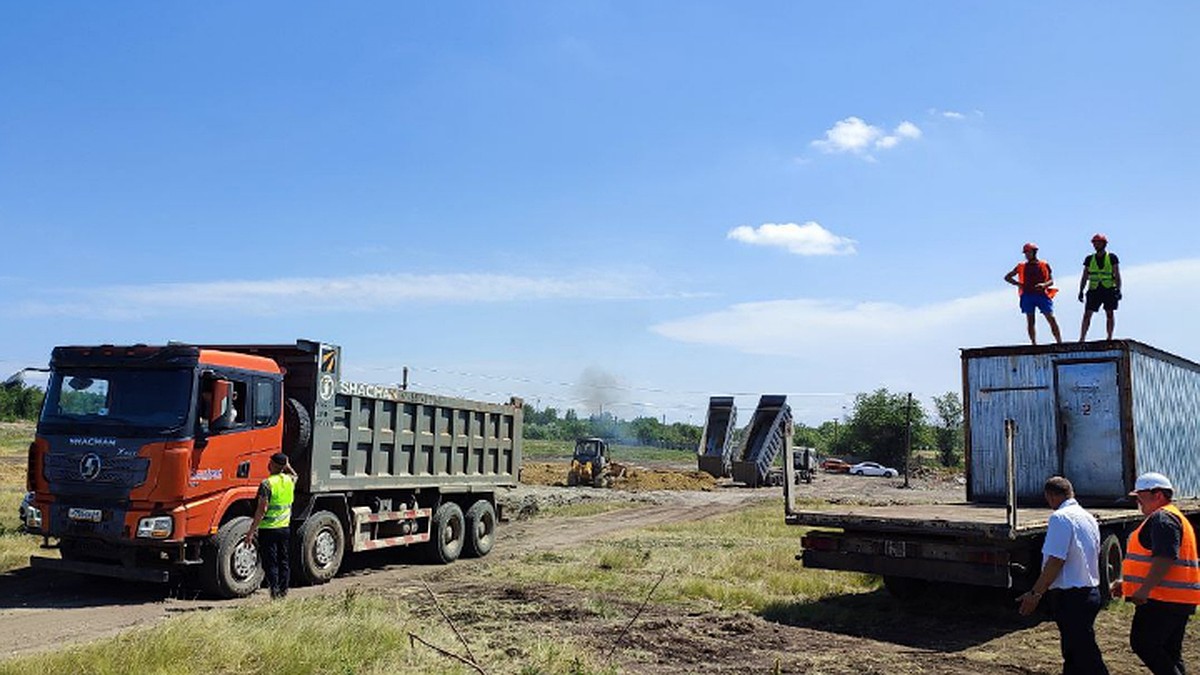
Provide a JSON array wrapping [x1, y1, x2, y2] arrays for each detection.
[[567, 437, 611, 488], [26, 343, 288, 582]]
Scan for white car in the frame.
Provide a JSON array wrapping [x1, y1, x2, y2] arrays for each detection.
[[849, 461, 899, 478]]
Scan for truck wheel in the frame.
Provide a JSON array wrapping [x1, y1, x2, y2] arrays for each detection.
[[283, 398, 312, 455], [567, 473, 578, 487], [294, 511, 344, 585], [1098, 534, 1122, 606], [425, 502, 465, 564], [464, 500, 496, 558], [200, 516, 263, 599]]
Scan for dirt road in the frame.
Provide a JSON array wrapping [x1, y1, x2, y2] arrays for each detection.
[[0, 485, 777, 659]]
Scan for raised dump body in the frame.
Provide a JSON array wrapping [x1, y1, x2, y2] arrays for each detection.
[[730, 395, 792, 487], [26, 340, 521, 598], [697, 396, 737, 478]]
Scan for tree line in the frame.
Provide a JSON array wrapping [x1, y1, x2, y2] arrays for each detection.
[[523, 387, 964, 467], [0, 384, 44, 422]]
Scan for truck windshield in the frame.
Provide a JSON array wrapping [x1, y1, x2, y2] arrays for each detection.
[[40, 369, 192, 435]]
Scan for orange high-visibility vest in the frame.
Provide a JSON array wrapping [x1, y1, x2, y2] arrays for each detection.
[[1122, 503, 1200, 605], [1015, 261, 1058, 297]]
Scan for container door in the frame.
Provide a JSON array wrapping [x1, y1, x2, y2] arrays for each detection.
[[1056, 361, 1124, 496]]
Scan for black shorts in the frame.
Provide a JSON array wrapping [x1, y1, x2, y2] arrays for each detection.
[[1085, 287, 1119, 312]]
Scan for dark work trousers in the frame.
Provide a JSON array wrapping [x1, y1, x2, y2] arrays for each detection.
[[1046, 587, 1108, 675], [1131, 601, 1191, 675], [257, 527, 291, 597]]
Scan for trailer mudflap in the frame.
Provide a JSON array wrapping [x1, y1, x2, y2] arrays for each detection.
[[30, 555, 170, 583]]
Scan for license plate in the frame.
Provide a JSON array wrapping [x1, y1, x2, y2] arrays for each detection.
[[68, 508, 103, 523]]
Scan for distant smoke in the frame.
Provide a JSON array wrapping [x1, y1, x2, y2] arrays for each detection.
[[577, 367, 622, 416]]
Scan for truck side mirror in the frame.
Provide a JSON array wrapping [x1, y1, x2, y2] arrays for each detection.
[[210, 379, 235, 432]]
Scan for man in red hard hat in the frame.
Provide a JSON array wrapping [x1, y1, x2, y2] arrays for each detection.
[[1004, 242, 1063, 345], [1077, 233, 1121, 341]]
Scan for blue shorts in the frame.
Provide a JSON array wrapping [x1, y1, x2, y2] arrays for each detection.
[[1020, 294, 1054, 315]]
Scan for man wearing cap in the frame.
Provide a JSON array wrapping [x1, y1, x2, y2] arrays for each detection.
[[1115, 472, 1200, 674], [1017, 476, 1108, 674], [1078, 234, 1122, 341], [245, 452, 298, 599], [1004, 242, 1063, 345]]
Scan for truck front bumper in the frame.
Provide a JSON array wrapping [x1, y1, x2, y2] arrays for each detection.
[[30, 555, 171, 583]]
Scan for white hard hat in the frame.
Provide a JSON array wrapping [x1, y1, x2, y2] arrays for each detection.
[[1131, 472, 1173, 494]]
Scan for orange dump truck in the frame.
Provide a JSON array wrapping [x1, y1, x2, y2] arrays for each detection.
[[25, 340, 522, 597]]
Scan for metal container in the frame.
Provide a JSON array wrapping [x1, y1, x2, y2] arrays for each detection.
[[963, 340, 1200, 504], [731, 395, 792, 487]]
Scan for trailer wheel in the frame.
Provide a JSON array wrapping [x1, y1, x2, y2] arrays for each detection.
[[283, 398, 312, 455], [426, 502, 465, 564], [200, 516, 263, 599], [464, 500, 496, 558], [1098, 534, 1123, 606], [295, 511, 344, 585]]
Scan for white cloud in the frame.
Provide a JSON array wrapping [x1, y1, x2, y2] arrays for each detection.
[[651, 258, 1200, 400], [942, 111, 965, 120], [811, 117, 922, 159], [727, 222, 857, 256], [10, 271, 686, 320]]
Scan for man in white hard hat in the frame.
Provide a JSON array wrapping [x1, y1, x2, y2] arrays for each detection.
[[1114, 472, 1200, 674]]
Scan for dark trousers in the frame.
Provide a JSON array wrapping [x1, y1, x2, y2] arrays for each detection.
[[258, 527, 291, 596], [1131, 602, 1191, 675], [1046, 587, 1108, 675]]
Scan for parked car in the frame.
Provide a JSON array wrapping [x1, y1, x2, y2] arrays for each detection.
[[849, 461, 899, 478], [820, 458, 852, 473]]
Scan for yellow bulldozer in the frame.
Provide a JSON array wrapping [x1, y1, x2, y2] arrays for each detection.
[[566, 437, 625, 488]]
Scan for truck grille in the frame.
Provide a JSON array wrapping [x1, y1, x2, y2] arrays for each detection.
[[44, 453, 150, 486]]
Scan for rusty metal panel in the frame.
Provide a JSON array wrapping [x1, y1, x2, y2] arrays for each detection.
[[1129, 348, 1200, 499], [1057, 361, 1125, 498]]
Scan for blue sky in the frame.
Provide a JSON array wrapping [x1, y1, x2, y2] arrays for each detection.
[[2, 3, 1198, 425]]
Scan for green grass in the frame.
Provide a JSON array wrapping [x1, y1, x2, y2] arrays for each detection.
[[0, 422, 34, 456], [482, 500, 876, 615], [523, 439, 696, 463], [0, 590, 614, 675], [0, 423, 43, 573], [536, 501, 641, 519]]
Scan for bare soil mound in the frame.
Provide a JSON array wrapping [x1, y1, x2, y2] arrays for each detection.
[[520, 461, 715, 492]]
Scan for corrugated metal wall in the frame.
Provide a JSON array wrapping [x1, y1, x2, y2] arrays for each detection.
[[1130, 349, 1200, 499]]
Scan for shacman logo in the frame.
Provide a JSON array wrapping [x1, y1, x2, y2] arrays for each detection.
[[68, 437, 117, 447], [79, 453, 103, 481]]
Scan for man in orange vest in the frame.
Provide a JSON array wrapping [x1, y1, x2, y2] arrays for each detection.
[[1004, 242, 1063, 345], [1115, 472, 1200, 674]]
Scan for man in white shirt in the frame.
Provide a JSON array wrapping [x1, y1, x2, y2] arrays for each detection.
[[1017, 476, 1109, 674]]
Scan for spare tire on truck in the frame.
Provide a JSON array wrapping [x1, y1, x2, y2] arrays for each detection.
[[282, 398, 311, 456]]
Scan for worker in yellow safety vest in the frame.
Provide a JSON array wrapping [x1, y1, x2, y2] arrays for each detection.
[[1078, 233, 1122, 342], [245, 452, 297, 599], [1114, 472, 1200, 674]]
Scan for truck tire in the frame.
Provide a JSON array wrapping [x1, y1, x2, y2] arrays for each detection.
[[425, 502, 465, 564], [294, 511, 345, 585], [464, 500, 496, 558], [200, 516, 263, 599], [283, 398, 312, 455], [1098, 533, 1122, 606]]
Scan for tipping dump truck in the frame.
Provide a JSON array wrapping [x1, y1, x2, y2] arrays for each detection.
[[731, 395, 792, 487], [697, 396, 737, 478], [785, 341, 1200, 599], [24, 340, 522, 598]]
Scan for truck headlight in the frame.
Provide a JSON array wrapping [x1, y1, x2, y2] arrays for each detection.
[[136, 515, 174, 539], [24, 505, 42, 531]]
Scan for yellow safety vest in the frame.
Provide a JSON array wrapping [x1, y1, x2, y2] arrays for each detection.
[[1122, 503, 1200, 605], [1088, 253, 1115, 290], [260, 474, 295, 530]]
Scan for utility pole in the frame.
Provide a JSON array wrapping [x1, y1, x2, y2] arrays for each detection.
[[904, 392, 912, 489]]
